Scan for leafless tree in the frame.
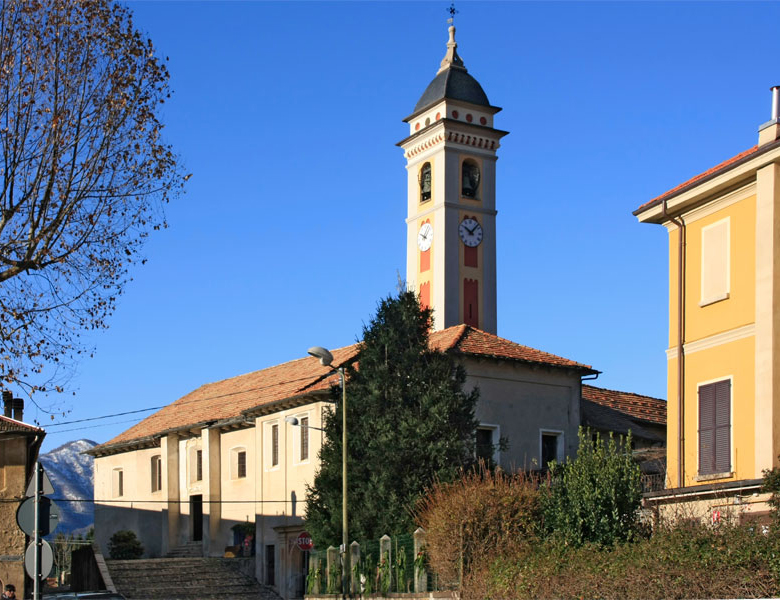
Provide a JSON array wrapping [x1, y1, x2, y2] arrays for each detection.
[[0, 0, 187, 402]]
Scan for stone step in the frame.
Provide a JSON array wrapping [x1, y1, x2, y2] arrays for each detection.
[[105, 557, 280, 600]]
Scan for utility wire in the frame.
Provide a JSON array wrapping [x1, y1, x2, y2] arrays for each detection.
[[42, 372, 337, 429], [0, 497, 294, 504]]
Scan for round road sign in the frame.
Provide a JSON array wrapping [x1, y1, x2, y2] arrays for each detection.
[[296, 531, 314, 551], [25, 539, 53, 579]]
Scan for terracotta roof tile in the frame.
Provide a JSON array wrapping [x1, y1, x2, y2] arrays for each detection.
[[432, 325, 595, 371], [95, 326, 593, 452], [0, 415, 44, 434], [98, 344, 360, 450], [581, 384, 666, 425], [635, 146, 759, 214]]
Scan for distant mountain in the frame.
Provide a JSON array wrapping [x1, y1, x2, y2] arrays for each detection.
[[39, 439, 96, 536]]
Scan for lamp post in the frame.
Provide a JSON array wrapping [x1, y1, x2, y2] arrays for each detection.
[[307, 346, 349, 599]]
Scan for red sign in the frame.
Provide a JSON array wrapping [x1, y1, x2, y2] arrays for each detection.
[[712, 509, 721, 524], [296, 531, 314, 551]]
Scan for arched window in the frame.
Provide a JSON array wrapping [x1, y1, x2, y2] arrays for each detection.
[[462, 159, 480, 198], [419, 162, 432, 202]]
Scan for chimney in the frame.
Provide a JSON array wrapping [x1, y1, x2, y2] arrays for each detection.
[[758, 86, 780, 146], [2, 391, 11, 418], [12, 398, 23, 422]]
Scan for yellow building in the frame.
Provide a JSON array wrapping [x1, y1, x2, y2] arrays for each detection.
[[635, 87, 780, 520]]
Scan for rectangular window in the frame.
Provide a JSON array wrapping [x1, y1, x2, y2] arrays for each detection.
[[237, 451, 247, 478], [196, 449, 203, 482], [300, 416, 309, 461], [541, 434, 559, 469], [272, 424, 279, 467], [475, 428, 494, 463], [700, 218, 730, 305], [699, 379, 731, 475], [113, 468, 124, 498], [151, 456, 162, 493]]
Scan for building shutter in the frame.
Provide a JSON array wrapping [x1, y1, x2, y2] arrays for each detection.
[[698, 384, 715, 474], [698, 380, 731, 475], [714, 380, 731, 473]]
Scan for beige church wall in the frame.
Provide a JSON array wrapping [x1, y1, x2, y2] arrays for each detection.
[[219, 428, 256, 526], [254, 402, 327, 591], [93, 447, 167, 557], [461, 357, 581, 471]]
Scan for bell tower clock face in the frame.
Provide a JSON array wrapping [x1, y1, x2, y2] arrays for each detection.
[[458, 218, 483, 247], [417, 222, 433, 251]]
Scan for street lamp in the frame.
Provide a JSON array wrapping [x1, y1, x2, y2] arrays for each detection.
[[307, 345, 349, 599]]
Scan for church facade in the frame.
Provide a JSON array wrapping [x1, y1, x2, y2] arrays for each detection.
[[89, 25, 665, 600]]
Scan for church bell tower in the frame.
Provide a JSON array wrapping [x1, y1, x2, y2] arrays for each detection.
[[398, 24, 508, 334]]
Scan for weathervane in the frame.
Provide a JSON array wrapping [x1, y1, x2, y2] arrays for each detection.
[[447, 3, 458, 25]]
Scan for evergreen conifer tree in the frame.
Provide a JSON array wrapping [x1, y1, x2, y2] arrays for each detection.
[[305, 291, 479, 547]]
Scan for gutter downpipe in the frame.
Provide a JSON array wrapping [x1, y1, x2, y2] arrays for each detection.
[[662, 199, 686, 489]]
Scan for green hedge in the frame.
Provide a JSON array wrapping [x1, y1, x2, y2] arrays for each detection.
[[466, 521, 780, 600]]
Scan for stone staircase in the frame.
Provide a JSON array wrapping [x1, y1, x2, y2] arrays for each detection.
[[105, 557, 281, 600], [164, 541, 204, 558]]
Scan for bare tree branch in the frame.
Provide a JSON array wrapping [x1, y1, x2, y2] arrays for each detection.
[[0, 0, 187, 398]]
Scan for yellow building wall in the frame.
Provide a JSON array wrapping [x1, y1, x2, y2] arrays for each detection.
[[666, 194, 757, 488]]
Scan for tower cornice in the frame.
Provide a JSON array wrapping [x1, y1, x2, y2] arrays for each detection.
[[398, 119, 509, 159]]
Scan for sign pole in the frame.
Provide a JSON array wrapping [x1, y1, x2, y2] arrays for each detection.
[[33, 461, 41, 600]]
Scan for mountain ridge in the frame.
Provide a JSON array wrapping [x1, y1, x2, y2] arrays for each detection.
[[39, 438, 96, 536]]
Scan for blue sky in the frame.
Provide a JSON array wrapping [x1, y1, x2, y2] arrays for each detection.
[[35, 1, 780, 451]]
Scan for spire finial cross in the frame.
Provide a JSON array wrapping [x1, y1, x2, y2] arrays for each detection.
[[447, 3, 458, 25]]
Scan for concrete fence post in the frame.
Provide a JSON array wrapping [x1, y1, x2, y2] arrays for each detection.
[[350, 540, 361, 595], [309, 553, 321, 595], [326, 545, 339, 594], [379, 534, 392, 594], [413, 526, 427, 593]]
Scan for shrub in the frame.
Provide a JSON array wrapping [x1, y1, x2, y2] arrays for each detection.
[[108, 530, 144, 560], [542, 428, 642, 546], [415, 465, 540, 589], [466, 519, 780, 600], [761, 456, 780, 523]]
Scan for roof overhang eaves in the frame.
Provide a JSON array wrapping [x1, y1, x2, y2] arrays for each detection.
[[456, 350, 598, 375], [643, 478, 763, 502], [86, 435, 161, 458], [634, 140, 780, 221], [242, 390, 330, 419], [397, 118, 510, 148]]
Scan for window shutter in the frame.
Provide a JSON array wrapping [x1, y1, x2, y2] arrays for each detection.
[[714, 380, 731, 473], [699, 380, 731, 475], [699, 384, 715, 474]]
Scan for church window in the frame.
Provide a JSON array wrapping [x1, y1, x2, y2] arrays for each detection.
[[300, 416, 309, 461], [237, 451, 247, 478], [195, 450, 203, 482], [112, 468, 124, 498], [151, 455, 162, 493], [419, 162, 432, 202], [231, 446, 247, 479], [462, 159, 480, 198], [272, 424, 279, 467]]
